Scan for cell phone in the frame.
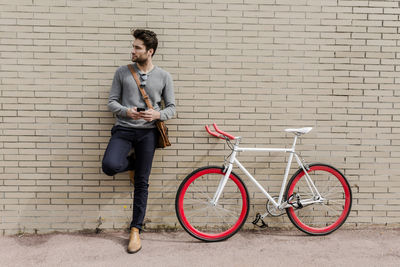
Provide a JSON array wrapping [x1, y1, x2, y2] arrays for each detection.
[[137, 108, 145, 112]]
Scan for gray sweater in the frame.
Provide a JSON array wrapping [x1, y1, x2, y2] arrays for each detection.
[[108, 64, 176, 128]]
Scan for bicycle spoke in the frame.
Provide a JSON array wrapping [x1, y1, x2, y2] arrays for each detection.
[[325, 199, 345, 206], [184, 206, 211, 218], [319, 203, 342, 217], [209, 207, 234, 227], [189, 186, 213, 201], [213, 204, 241, 218], [322, 189, 343, 199], [183, 198, 209, 205]]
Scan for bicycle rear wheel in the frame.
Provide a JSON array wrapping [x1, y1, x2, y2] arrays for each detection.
[[285, 163, 352, 235], [175, 166, 249, 242]]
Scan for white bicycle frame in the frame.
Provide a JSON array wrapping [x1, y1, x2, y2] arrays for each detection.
[[211, 134, 323, 218]]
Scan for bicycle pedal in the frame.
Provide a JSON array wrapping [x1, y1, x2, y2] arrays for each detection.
[[252, 213, 268, 228]]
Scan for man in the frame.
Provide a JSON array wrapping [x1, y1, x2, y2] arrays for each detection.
[[102, 29, 175, 254]]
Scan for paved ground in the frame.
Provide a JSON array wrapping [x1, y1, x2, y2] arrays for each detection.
[[1, 228, 399, 267]]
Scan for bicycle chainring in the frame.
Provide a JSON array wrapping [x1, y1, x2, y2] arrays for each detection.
[[266, 196, 286, 217]]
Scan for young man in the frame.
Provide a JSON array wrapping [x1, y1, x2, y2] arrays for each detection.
[[102, 29, 176, 254]]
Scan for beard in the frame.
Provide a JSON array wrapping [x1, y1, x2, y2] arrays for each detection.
[[132, 54, 148, 65]]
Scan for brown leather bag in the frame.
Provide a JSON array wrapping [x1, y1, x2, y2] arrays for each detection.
[[128, 64, 171, 148]]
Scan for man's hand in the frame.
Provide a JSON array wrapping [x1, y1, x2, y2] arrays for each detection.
[[126, 107, 142, 120], [140, 109, 161, 122], [127, 108, 160, 122]]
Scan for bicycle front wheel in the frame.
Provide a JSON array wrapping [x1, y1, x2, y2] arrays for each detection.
[[175, 166, 249, 242], [285, 163, 352, 235]]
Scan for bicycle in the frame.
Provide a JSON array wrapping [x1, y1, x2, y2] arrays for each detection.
[[175, 124, 352, 242]]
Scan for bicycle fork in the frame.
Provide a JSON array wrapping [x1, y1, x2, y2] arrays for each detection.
[[210, 150, 237, 206]]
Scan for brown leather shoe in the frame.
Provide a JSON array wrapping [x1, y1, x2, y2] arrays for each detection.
[[127, 227, 141, 254], [128, 170, 135, 184]]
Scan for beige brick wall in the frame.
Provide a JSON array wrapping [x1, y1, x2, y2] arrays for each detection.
[[1, 0, 399, 234]]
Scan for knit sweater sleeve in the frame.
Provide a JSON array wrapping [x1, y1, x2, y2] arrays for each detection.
[[107, 67, 128, 117], [159, 72, 176, 121]]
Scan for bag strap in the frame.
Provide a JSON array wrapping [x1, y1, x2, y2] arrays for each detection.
[[128, 64, 154, 110]]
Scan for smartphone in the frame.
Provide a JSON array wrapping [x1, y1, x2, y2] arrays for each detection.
[[137, 108, 145, 112]]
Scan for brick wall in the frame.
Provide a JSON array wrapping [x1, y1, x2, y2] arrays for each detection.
[[1, 0, 399, 235]]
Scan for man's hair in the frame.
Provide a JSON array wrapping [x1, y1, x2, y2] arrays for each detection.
[[132, 29, 158, 57]]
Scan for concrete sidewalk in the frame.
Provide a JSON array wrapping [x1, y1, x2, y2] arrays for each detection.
[[1, 228, 399, 267]]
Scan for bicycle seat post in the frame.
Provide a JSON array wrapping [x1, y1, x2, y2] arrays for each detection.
[[291, 135, 298, 152]]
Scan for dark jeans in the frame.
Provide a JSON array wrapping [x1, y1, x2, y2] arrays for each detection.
[[102, 125, 158, 230]]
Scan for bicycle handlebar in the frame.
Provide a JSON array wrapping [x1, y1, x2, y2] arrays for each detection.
[[205, 123, 236, 140]]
